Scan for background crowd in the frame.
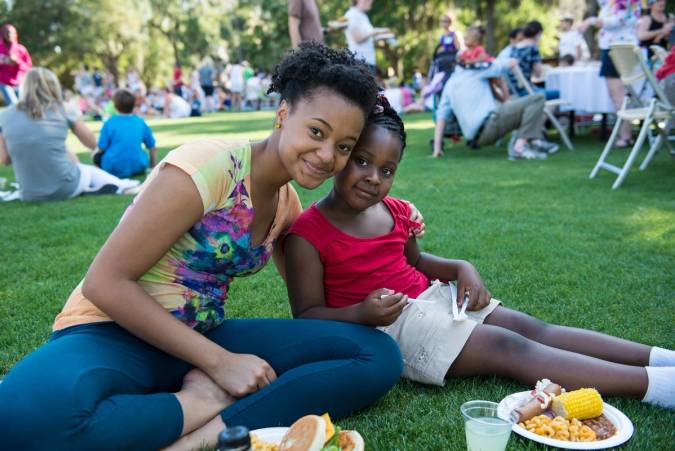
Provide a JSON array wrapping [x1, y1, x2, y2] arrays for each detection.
[[0, 0, 673, 200], [1, 0, 674, 201]]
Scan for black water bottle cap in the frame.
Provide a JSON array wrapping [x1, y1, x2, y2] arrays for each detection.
[[218, 425, 251, 449]]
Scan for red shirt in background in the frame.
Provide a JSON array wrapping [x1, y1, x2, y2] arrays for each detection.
[[173, 67, 183, 87], [458, 46, 494, 64], [0, 35, 31, 87], [288, 197, 430, 308], [656, 47, 675, 81]]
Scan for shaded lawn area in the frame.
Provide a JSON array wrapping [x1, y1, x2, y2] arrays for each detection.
[[1, 111, 673, 450]]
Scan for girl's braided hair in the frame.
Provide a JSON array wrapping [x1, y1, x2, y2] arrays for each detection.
[[367, 94, 407, 157], [268, 41, 379, 115]]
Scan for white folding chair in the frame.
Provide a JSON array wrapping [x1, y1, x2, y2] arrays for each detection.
[[511, 64, 574, 150], [650, 45, 668, 66], [589, 44, 674, 189]]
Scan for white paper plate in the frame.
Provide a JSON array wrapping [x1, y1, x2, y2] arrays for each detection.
[[497, 391, 634, 449], [376, 32, 395, 40], [328, 20, 348, 30], [250, 427, 288, 445]]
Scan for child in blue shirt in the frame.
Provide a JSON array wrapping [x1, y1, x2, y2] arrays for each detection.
[[94, 89, 156, 178]]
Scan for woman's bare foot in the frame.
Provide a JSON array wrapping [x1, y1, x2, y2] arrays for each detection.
[[175, 368, 236, 436]]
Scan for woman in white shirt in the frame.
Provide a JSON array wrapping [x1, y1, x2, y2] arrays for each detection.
[[344, 0, 390, 72]]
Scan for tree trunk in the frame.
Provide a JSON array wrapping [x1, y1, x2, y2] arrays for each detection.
[[584, 0, 600, 59], [100, 53, 119, 84], [171, 37, 180, 66], [485, 0, 497, 54]]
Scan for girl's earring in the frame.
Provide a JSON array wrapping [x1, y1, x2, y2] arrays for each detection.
[[274, 122, 281, 129]]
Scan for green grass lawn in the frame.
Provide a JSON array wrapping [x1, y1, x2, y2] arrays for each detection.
[[1, 111, 674, 450]]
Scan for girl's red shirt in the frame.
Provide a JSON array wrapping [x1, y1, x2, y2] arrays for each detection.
[[288, 197, 430, 308]]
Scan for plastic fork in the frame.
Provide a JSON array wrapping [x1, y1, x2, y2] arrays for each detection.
[[453, 291, 470, 321]]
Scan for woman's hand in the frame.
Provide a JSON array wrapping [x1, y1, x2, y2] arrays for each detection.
[[206, 351, 277, 398], [405, 201, 426, 238], [356, 288, 408, 326], [456, 262, 491, 312]]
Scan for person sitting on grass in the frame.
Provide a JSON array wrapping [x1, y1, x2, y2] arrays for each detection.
[[0, 67, 139, 201], [431, 57, 557, 160], [285, 96, 675, 410], [93, 89, 157, 178], [162, 87, 192, 119]]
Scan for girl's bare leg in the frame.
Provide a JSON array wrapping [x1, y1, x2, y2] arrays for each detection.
[[447, 323, 648, 397], [484, 307, 652, 366]]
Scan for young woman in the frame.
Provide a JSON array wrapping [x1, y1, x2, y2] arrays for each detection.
[[0, 43, 404, 451], [285, 97, 674, 408]]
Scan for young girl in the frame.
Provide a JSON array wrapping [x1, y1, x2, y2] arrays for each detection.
[[458, 25, 509, 103], [0, 43, 405, 451], [285, 96, 675, 409]]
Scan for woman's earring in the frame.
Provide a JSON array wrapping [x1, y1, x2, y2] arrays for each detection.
[[274, 122, 281, 129]]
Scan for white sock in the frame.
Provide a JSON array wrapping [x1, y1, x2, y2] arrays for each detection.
[[115, 179, 141, 194], [649, 347, 675, 367], [642, 367, 675, 409]]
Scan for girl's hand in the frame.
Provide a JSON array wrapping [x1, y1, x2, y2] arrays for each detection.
[[456, 262, 491, 312], [405, 201, 426, 238], [206, 352, 277, 398], [357, 288, 408, 326]]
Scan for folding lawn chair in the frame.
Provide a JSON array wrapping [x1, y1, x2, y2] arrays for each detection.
[[511, 65, 574, 150], [650, 45, 668, 66], [589, 43, 674, 189]]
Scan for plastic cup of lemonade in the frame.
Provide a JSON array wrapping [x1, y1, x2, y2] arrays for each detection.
[[460, 400, 512, 451]]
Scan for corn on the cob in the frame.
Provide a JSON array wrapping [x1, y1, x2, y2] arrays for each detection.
[[551, 388, 603, 420], [321, 413, 335, 440]]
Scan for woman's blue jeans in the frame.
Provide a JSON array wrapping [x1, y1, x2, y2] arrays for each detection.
[[0, 319, 402, 451]]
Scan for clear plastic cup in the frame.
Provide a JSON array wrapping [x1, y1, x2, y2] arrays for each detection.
[[0, 177, 7, 189], [461, 400, 512, 451]]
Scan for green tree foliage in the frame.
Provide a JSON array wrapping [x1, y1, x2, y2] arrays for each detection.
[[0, 0, 581, 87]]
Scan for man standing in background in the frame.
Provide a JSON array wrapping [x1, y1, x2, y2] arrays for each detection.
[[288, 0, 324, 48]]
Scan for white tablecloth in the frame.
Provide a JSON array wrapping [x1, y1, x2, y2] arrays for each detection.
[[545, 65, 616, 113]]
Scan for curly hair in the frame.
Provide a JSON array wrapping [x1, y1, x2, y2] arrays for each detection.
[[366, 95, 407, 158], [268, 41, 379, 116]]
